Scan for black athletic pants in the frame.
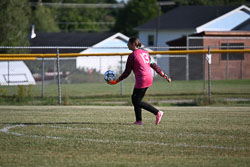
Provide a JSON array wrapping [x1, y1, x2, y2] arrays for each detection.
[[131, 87, 159, 121]]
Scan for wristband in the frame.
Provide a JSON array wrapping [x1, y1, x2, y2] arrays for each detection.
[[108, 80, 117, 85], [163, 73, 169, 79], [163, 73, 171, 82]]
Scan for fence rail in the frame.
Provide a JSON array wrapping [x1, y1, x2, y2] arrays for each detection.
[[1, 49, 250, 59], [0, 45, 250, 105]]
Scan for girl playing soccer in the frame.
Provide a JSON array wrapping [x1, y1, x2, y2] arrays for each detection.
[[108, 37, 171, 125]]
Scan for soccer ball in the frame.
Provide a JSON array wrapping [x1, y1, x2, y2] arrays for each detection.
[[104, 70, 116, 82]]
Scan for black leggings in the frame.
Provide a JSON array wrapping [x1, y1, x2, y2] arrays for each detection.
[[131, 87, 159, 121]]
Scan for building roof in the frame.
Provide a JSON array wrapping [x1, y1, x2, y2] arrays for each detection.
[[0, 61, 36, 85], [233, 18, 250, 30], [30, 32, 116, 53], [136, 5, 240, 30], [166, 31, 250, 46]]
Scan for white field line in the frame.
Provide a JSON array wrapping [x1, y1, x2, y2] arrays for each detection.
[[119, 129, 248, 140], [47, 125, 98, 131], [0, 124, 63, 139], [0, 124, 249, 151]]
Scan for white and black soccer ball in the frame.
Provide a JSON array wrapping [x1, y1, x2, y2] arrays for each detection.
[[104, 70, 116, 82]]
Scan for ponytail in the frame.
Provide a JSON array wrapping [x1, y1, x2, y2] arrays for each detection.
[[129, 37, 142, 48], [137, 42, 142, 48]]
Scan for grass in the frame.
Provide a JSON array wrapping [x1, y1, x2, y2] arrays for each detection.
[[0, 79, 250, 105], [0, 106, 250, 167]]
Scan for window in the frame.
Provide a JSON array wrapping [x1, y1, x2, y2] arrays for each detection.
[[221, 43, 244, 60], [148, 35, 154, 46]]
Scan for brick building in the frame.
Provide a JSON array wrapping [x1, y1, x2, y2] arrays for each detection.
[[167, 31, 250, 80], [136, 5, 250, 76]]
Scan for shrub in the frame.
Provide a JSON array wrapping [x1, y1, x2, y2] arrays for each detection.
[[67, 68, 103, 83], [17, 85, 33, 102], [193, 96, 224, 106], [0, 88, 7, 97]]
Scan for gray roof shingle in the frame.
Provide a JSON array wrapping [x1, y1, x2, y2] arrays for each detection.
[[30, 32, 116, 53], [136, 5, 238, 30]]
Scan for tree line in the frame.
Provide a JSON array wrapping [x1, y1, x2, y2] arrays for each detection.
[[0, 0, 249, 48]]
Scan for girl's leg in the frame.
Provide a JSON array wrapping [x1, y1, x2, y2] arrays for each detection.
[[132, 88, 143, 121], [132, 88, 159, 121]]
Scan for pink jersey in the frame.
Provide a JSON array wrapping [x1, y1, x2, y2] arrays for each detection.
[[118, 49, 164, 89], [132, 49, 153, 88]]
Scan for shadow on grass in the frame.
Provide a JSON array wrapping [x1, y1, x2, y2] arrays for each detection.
[[0, 122, 133, 126], [174, 102, 197, 106]]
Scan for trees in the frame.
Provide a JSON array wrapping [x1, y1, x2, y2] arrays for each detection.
[[0, 0, 31, 48], [56, 0, 117, 32], [113, 0, 159, 36], [1, 0, 248, 48], [113, 0, 250, 36], [173, 0, 248, 5], [0, 0, 59, 50], [32, 2, 60, 32], [172, 0, 248, 5]]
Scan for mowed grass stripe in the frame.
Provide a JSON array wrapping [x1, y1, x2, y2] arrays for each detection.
[[0, 106, 249, 167]]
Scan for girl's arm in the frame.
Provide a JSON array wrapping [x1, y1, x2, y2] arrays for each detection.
[[150, 58, 172, 82], [108, 54, 134, 85]]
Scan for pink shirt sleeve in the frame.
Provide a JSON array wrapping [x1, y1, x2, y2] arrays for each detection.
[[118, 51, 165, 82], [118, 53, 134, 81], [150, 62, 164, 76]]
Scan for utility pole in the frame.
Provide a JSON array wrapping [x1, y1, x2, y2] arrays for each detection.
[[29, 2, 125, 8], [155, 1, 175, 50]]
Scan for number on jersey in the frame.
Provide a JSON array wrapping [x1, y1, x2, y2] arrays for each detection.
[[140, 53, 150, 64]]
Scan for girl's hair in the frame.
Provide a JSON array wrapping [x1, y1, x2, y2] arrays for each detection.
[[129, 37, 142, 48]]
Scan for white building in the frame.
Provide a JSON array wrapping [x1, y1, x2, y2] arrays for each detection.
[[31, 32, 134, 74], [0, 61, 36, 85], [31, 32, 156, 75], [77, 33, 131, 74], [135, 5, 250, 73]]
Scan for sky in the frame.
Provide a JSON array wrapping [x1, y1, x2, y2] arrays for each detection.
[[116, 0, 128, 3]]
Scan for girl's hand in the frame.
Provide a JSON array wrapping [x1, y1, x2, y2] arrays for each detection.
[[162, 73, 172, 83], [108, 80, 118, 85]]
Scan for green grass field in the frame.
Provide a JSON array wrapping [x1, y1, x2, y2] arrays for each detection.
[[1, 79, 250, 105], [0, 106, 249, 167]]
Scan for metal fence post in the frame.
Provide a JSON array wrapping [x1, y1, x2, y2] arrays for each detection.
[[203, 54, 206, 95], [120, 55, 123, 96], [226, 40, 229, 80], [207, 47, 211, 101], [41, 58, 45, 98], [56, 48, 62, 104], [186, 35, 189, 80], [7, 61, 9, 86], [54, 59, 56, 81]]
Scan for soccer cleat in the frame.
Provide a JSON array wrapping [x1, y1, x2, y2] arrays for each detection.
[[133, 121, 143, 125], [155, 111, 164, 125]]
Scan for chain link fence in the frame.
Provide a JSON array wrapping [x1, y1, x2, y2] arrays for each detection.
[[0, 41, 250, 105]]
